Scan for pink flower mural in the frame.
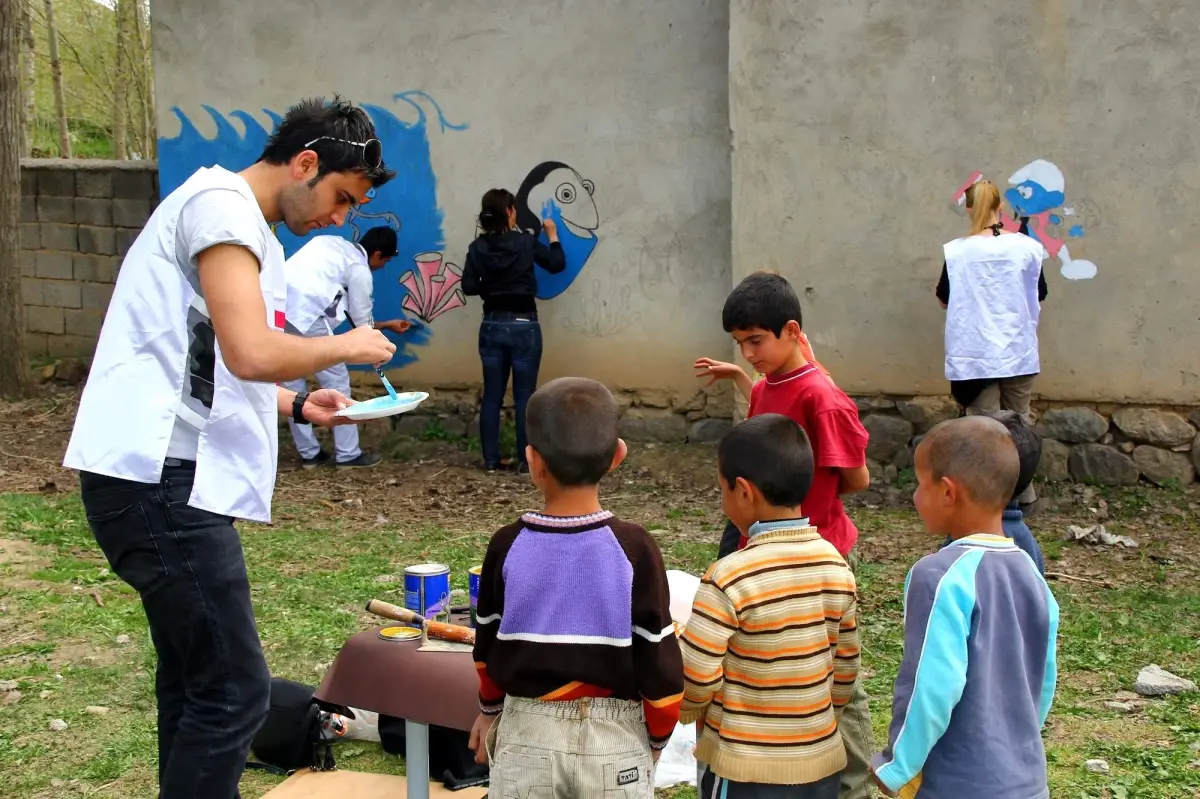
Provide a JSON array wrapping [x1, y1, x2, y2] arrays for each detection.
[[400, 252, 467, 323]]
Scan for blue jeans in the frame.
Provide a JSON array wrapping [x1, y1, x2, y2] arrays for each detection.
[[478, 312, 543, 467], [80, 464, 271, 799]]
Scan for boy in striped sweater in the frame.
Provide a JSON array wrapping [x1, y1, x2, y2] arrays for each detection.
[[467, 377, 684, 798], [681, 414, 860, 798]]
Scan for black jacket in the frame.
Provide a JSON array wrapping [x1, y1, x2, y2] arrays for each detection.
[[462, 230, 565, 314]]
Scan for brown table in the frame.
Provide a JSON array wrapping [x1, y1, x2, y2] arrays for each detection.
[[315, 622, 481, 799]]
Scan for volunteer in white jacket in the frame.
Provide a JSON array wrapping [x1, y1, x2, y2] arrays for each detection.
[[62, 96, 396, 799], [283, 225, 411, 468], [936, 178, 1049, 506]]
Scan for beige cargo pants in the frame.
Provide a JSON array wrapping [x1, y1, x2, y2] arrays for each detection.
[[486, 695, 655, 798]]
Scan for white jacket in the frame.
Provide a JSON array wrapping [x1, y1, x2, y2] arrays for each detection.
[[943, 233, 1048, 382]]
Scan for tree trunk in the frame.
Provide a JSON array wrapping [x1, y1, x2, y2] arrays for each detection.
[[43, 0, 70, 158], [20, 0, 35, 157], [111, 0, 130, 159], [139, 0, 154, 159], [0, 0, 36, 399]]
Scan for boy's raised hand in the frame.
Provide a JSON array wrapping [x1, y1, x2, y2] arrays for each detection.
[[694, 357, 754, 401], [694, 357, 744, 385]]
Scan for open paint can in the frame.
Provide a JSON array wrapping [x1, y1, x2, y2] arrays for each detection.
[[378, 626, 421, 642], [404, 563, 451, 623], [468, 565, 483, 627]]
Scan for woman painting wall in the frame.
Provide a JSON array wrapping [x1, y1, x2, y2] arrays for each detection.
[[936, 180, 1048, 507], [461, 189, 565, 472]]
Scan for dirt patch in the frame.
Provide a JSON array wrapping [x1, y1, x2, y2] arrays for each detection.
[[0, 538, 40, 567]]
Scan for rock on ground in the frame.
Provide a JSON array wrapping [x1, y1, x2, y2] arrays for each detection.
[[1036, 439, 1072, 482], [862, 414, 914, 463], [1112, 408, 1197, 447], [1132, 446, 1196, 486], [1035, 408, 1109, 444], [1085, 759, 1110, 774], [1068, 444, 1140, 486], [1134, 664, 1198, 697], [49, 719, 68, 732]]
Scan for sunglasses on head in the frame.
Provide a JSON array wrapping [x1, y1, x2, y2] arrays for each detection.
[[302, 136, 383, 170]]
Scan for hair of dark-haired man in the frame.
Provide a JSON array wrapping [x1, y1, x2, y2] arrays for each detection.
[[718, 413, 814, 508], [258, 95, 397, 189], [919, 416, 1019, 510], [979, 410, 1042, 502], [721, 271, 803, 336], [526, 377, 620, 486], [359, 226, 399, 258]]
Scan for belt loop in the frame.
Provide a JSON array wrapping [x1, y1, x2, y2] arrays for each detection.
[[580, 697, 590, 719]]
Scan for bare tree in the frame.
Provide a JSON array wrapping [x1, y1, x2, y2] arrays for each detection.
[[21, 0, 35, 156], [111, 0, 130, 159], [43, 0, 70, 158], [0, 0, 36, 398]]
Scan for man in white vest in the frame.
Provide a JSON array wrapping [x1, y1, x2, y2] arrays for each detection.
[[63, 96, 397, 799], [283, 225, 412, 469]]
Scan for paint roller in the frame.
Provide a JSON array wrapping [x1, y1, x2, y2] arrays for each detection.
[[364, 599, 476, 645]]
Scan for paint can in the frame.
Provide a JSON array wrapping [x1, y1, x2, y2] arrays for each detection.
[[468, 565, 483, 627], [404, 563, 451, 623], [378, 626, 421, 642]]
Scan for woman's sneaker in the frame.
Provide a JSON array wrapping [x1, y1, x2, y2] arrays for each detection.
[[336, 452, 382, 469]]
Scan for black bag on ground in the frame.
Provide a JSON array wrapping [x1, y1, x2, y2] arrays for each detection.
[[378, 714, 489, 788], [247, 677, 335, 776]]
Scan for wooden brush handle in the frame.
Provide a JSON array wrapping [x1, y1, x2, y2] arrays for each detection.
[[364, 599, 476, 646]]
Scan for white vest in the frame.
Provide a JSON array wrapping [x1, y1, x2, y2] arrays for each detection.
[[943, 233, 1048, 382], [64, 167, 286, 523], [286, 236, 366, 333]]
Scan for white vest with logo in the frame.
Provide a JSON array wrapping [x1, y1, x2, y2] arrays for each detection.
[[63, 167, 286, 523], [286, 235, 366, 333], [943, 232, 1048, 382]]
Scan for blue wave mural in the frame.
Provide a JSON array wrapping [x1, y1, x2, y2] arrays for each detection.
[[157, 91, 468, 367]]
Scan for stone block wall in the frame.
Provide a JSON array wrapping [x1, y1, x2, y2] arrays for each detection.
[[851, 396, 1200, 488], [19, 159, 158, 359]]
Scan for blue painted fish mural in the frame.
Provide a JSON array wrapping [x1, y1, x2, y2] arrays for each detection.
[[514, 161, 600, 300], [157, 91, 468, 367]]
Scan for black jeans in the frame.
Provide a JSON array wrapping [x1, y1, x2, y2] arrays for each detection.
[[80, 465, 270, 799], [478, 311, 543, 468], [701, 768, 841, 799]]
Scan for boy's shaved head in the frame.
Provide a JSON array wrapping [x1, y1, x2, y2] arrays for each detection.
[[918, 416, 1019, 510]]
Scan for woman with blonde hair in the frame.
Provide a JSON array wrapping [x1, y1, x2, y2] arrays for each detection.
[[936, 179, 1048, 505]]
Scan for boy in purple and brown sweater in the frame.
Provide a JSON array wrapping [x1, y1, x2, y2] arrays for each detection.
[[468, 377, 684, 798]]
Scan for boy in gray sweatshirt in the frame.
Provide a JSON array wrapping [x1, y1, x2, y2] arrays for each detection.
[[871, 416, 1059, 799]]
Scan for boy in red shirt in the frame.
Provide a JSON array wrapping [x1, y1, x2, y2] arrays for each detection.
[[694, 270, 875, 799]]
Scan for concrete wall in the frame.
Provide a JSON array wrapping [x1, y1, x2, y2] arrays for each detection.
[[150, 0, 732, 406], [730, 0, 1200, 404], [18, 160, 157, 359]]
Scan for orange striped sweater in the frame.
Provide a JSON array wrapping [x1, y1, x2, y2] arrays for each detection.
[[679, 521, 860, 785]]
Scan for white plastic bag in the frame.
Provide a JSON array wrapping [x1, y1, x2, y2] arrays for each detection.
[[654, 721, 698, 788]]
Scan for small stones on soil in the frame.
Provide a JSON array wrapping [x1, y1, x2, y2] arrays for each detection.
[[0, 679, 17, 692], [1134, 664, 1198, 697], [39, 690, 52, 699], [1085, 759, 1110, 774], [1103, 701, 1135, 713], [374, 574, 401, 584], [85, 706, 109, 715], [2, 690, 22, 705], [115, 634, 130, 644], [48, 719, 68, 732]]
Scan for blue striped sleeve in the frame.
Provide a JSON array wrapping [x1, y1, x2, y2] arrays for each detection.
[[1038, 578, 1060, 727], [874, 549, 982, 793]]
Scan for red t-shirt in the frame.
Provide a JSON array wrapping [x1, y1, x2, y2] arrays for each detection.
[[741, 364, 869, 556]]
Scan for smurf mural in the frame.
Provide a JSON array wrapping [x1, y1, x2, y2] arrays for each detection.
[[157, 92, 468, 367], [952, 159, 1099, 280]]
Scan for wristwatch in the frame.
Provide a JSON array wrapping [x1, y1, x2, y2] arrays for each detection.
[[293, 390, 311, 425]]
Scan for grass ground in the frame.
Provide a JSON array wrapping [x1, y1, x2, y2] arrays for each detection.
[[1, 391, 1198, 798]]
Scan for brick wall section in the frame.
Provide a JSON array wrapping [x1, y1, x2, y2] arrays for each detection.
[[19, 159, 158, 359]]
